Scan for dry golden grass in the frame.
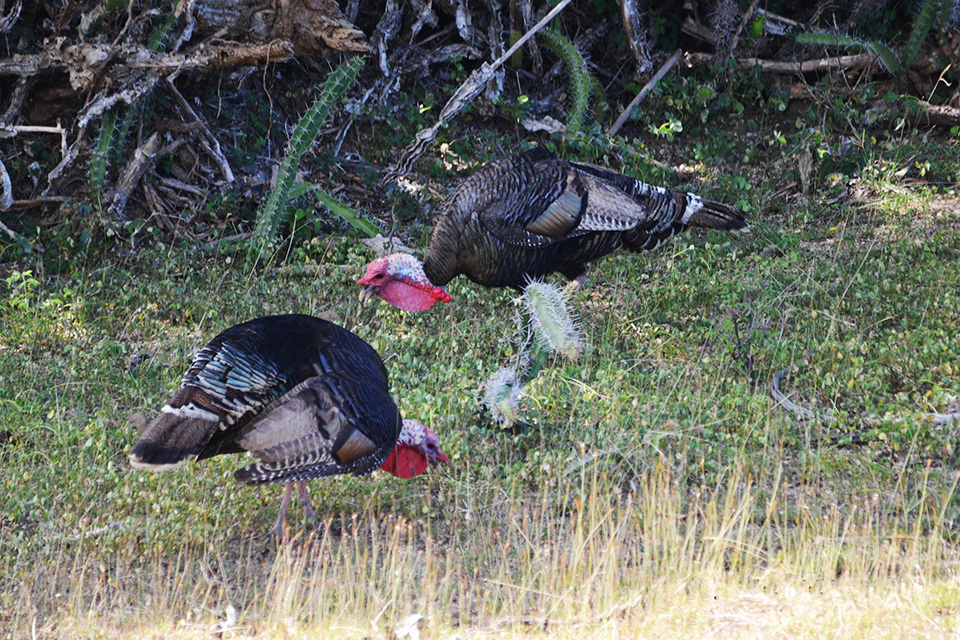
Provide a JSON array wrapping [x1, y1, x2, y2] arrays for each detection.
[[6, 464, 959, 639]]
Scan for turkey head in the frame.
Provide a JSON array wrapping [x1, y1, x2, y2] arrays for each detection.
[[379, 419, 449, 478], [358, 253, 451, 312]]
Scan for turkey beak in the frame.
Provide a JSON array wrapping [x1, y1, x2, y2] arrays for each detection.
[[359, 285, 379, 304], [434, 451, 450, 466]]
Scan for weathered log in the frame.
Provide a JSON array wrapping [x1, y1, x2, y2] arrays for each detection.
[[685, 51, 876, 74], [0, 41, 296, 83], [194, 0, 368, 54]]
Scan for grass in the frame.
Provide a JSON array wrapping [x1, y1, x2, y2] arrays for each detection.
[[2, 116, 960, 638]]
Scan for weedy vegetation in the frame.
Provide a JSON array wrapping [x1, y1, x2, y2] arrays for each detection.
[[2, 30, 960, 640]]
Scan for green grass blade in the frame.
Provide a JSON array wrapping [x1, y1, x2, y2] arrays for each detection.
[[310, 185, 379, 238]]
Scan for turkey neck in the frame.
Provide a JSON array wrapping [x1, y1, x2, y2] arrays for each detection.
[[422, 213, 461, 287]]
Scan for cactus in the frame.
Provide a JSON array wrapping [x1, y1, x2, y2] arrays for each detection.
[[484, 366, 523, 426], [522, 280, 582, 362], [539, 27, 590, 137], [251, 56, 366, 259], [482, 281, 583, 426], [796, 0, 946, 88], [89, 109, 117, 203]]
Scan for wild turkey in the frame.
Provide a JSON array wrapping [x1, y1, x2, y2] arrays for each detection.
[[129, 314, 448, 537], [358, 147, 749, 311]]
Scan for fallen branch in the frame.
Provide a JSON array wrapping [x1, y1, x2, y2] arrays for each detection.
[[166, 77, 235, 183], [107, 132, 163, 221], [7, 196, 67, 208], [686, 51, 876, 74], [0, 41, 295, 84], [0, 157, 12, 211], [201, 232, 254, 250], [866, 99, 960, 129], [609, 49, 682, 137]]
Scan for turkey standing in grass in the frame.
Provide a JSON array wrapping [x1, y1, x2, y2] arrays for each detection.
[[358, 147, 749, 311], [128, 314, 448, 537]]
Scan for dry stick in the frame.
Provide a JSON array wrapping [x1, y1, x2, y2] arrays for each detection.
[[725, 0, 761, 58], [386, 0, 573, 183], [0, 124, 68, 161], [107, 132, 163, 221], [166, 77, 235, 183], [608, 49, 682, 138], [8, 196, 67, 208]]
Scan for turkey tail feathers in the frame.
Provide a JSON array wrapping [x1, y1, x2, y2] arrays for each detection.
[[128, 406, 219, 471], [684, 196, 750, 232]]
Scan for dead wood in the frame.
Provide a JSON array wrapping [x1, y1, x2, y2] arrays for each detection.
[[621, 0, 653, 74], [0, 41, 296, 85], [385, 0, 574, 185], [165, 77, 235, 183], [686, 51, 876, 75], [866, 99, 960, 129], [193, 0, 368, 54], [107, 134, 189, 221], [0, 157, 12, 211]]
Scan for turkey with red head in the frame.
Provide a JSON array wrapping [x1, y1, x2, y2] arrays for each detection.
[[358, 147, 749, 311], [129, 314, 448, 537]]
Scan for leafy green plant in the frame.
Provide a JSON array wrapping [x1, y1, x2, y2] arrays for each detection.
[[250, 56, 365, 259]]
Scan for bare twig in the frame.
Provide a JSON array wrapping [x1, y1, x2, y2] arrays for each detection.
[[43, 127, 88, 195], [166, 77, 235, 183], [608, 49, 682, 137], [0, 123, 68, 159], [201, 232, 254, 250], [106, 134, 190, 221], [8, 196, 67, 208], [385, 0, 573, 184]]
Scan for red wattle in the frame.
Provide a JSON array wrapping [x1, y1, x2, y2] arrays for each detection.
[[380, 280, 442, 312], [380, 446, 429, 478]]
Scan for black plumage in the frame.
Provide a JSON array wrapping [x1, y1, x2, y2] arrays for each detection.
[[128, 315, 442, 535], [421, 147, 749, 289]]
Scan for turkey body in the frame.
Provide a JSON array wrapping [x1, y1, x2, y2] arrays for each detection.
[[421, 147, 749, 289], [129, 314, 445, 535]]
